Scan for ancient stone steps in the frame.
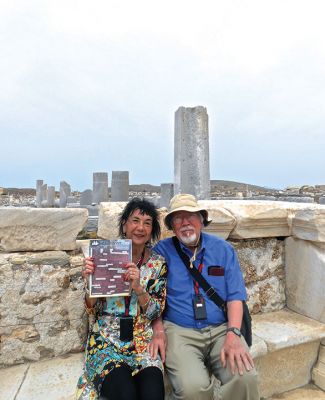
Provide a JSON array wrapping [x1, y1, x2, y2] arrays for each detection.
[[251, 308, 325, 398], [1, 308, 325, 400]]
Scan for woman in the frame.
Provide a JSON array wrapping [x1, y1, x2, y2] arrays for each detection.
[[76, 198, 167, 400]]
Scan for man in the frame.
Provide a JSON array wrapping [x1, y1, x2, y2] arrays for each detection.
[[151, 193, 260, 400]]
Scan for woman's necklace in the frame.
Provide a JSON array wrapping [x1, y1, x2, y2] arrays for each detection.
[[134, 247, 146, 268]]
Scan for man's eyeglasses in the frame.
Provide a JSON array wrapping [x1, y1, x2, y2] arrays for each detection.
[[172, 212, 201, 225]]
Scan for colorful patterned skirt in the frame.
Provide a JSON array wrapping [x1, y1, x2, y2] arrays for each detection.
[[75, 315, 163, 400]]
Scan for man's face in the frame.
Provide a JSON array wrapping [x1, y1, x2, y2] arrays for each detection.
[[171, 211, 203, 246]]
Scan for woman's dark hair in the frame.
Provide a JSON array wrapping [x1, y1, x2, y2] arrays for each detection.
[[118, 197, 161, 242]]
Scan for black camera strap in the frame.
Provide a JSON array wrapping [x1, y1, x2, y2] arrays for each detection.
[[172, 236, 227, 315]]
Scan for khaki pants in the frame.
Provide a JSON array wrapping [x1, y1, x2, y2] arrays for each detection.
[[164, 321, 260, 400]]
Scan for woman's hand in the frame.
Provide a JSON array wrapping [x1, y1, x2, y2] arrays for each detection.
[[124, 263, 142, 293], [82, 257, 95, 279], [148, 317, 167, 362], [147, 330, 167, 363], [82, 257, 97, 308]]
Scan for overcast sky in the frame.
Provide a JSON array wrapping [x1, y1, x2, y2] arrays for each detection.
[[1, 0, 324, 191]]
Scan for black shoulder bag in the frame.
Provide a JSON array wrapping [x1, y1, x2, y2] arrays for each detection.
[[172, 236, 252, 347]]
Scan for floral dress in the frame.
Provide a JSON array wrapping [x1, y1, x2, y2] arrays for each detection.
[[76, 250, 167, 400]]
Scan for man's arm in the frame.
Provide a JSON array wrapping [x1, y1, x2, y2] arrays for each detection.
[[220, 300, 254, 375]]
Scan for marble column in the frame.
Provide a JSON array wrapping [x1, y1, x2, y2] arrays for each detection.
[[60, 181, 71, 208], [160, 183, 174, 207], [36, 180, 43, 208], [93, 172, 109, 204], [174, 106, 210, 199], [111, 171, 129, 202]]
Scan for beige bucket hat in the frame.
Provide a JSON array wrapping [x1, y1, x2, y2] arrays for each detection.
[[164, 193, 212, 230]]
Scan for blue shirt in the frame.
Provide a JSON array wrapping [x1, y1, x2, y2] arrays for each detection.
[[153, 232, 247, 329]]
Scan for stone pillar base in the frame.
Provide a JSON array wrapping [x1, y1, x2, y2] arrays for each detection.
[[313, 343, 325, 390]]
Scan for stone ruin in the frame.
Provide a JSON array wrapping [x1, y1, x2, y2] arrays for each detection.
[[1, 200, 325, 399]]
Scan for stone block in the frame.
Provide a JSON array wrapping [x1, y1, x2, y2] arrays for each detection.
[[16, 353, 84, 400], [214, 201, 291, 239], [231, 238, 286, 313], [256, 342, 321, 398], [80, 189, 92, 206], [253, 309, 325, 398], [313, 367, 325, 391], [199, 202, 236, 239], [292, 208, 325, 243], [253, 309, 325, 352], [271, 384, 325, 399], [0, 363, 29, 400], [313, 343, 325, 390], [285, 237, 325, 323], [208, 200, 324, 239], [97, 202, 126, 239], [0, 251, 87, 367], [0, 208, 88, 251], [250, 334, 268, 359]]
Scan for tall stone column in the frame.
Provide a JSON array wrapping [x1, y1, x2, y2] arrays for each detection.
[[47, 186, 55, 207], [36, 180, 43, 207], [59, 181, 71, 208], [174, 106, 210, 199], [93, 172, 109, 204], [160, 183, 174, 207], [40, 184, 48, 206], [111, 171, 129, 202]]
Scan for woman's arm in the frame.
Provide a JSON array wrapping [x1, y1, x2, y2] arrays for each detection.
[[142, 261, 167, 321]]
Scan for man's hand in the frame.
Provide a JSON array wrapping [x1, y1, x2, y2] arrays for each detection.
[[220, 332, 254, 375]]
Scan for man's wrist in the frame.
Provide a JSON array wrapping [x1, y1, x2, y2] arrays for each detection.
[[226, 327, 242, 337]]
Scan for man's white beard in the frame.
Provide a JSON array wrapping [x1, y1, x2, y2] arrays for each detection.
[[179, 232, 198, 246]]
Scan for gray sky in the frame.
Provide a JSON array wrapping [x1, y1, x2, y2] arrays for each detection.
[[1, 0, 324, 191]]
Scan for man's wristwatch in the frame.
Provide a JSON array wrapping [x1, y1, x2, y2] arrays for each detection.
[[226, 327, 242, 337]]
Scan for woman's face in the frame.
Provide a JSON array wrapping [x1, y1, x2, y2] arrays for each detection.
[[123, 208, 153, 247]]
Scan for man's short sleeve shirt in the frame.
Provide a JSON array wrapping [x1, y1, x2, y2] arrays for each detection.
[[153, 232, 247, 329]]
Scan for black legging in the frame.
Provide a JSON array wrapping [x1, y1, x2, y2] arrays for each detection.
[[100, 364, 165, 400]]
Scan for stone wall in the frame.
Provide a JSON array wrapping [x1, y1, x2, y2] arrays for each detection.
[[0, 237, 285, 367], [231, 238, 286, 314], [0, 251, 87, 367], [1, 200, 325, 368]]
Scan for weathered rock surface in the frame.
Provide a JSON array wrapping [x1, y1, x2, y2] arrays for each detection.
[[203, 200, 324, 239], [97, 202, 126, 239], [200, 205, 236, 239], [0, 208, 88, 251], [285, 237, 325, 323], [313, 343, 325, 391], [292, 208, 325, 243], [253, 309, 325, 398], [214, 201, 291, 239], [0, 251, 87, 367], [231, 238, 286, 313]]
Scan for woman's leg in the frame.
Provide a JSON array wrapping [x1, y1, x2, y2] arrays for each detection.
[[134, 366, 165, 400], [100, 364, 137, 400]]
